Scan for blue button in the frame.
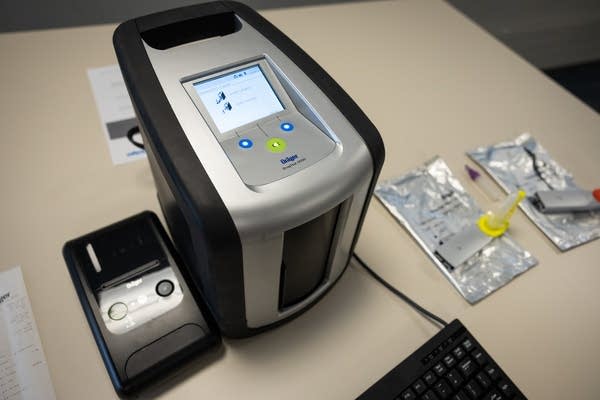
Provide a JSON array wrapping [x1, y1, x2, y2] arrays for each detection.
[[280, 122, 294, 132], [238, 138, 253, 149]]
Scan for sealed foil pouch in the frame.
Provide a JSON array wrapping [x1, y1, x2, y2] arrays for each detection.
[[468, 133, 600, 251], [375, 157, 537, 304]]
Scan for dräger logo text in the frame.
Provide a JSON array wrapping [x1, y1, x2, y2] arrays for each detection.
[[280, 154, 299, 165], [126, 278, 143, 289]]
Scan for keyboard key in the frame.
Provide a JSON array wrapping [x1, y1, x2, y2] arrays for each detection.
[[464, 380, 483, 399], [482, 389, 504, 400], [471, 349, 487, 367], [458, 358, 477, 379], [484, 364, 501, 381], [422, 389, 440, 400], [446, 369, 464, 390], [443, 354, 457, 368], [434, 379, 453, 399], [452, 346, 466, 360], [424, 370, 438, 386], [462, 338, 474, 352], [433, 362, 447, 376], [412, 379, 427, 395], [475, 372, 492, 390], [398, 388, 416, 400], [453, 391, 470, 400], [498, 380, 515, 397]]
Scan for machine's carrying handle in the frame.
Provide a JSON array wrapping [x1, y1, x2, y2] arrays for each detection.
[[138, 2, 242, 50]]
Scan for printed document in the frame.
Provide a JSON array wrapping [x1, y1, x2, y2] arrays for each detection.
[[0, 266, 56, 400], [88, 65, 146, 165]]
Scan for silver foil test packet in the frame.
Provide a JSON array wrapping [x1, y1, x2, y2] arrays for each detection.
[[468, 133, 600, 251], [375, 157, 537, 304]]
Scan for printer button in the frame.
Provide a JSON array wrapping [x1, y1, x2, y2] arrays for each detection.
[[108, 302, 128, 320]]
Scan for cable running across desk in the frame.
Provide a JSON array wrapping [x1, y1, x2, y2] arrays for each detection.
[[352, 253, 448, 329]]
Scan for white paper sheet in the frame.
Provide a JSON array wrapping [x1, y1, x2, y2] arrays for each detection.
[[0, 266, 56, 400], [87, 65, 146, 165]]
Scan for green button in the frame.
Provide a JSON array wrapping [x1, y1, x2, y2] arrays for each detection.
[[266, 137, 287, 153]]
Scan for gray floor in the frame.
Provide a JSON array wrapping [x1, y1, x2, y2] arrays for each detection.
[[447, 0, 600, 112], [447, 0, 600, 69]]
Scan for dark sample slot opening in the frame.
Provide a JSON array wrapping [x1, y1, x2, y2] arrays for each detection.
[[141, 12, 241, 50], [279, 204, 342, 309]]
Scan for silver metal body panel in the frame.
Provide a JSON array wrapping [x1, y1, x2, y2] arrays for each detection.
[[142, 17, 373, 328]]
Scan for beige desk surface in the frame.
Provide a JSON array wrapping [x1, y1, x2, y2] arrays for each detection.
[[1, 1, 599, 398]]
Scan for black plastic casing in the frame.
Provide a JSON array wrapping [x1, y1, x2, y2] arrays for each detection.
[[113, 2, 385, 338], [63, 211, 221, 397]]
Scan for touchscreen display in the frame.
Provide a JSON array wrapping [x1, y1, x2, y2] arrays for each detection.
[[192, 64, 284, 133]]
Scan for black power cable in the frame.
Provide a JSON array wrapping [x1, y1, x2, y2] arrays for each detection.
[[352, 253, 448, 329]]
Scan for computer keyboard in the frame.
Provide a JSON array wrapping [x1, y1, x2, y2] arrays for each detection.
[[357, 319, 526, 400]]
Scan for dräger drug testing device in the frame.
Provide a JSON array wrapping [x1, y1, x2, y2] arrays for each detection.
[[113, 2, 384, 337]]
